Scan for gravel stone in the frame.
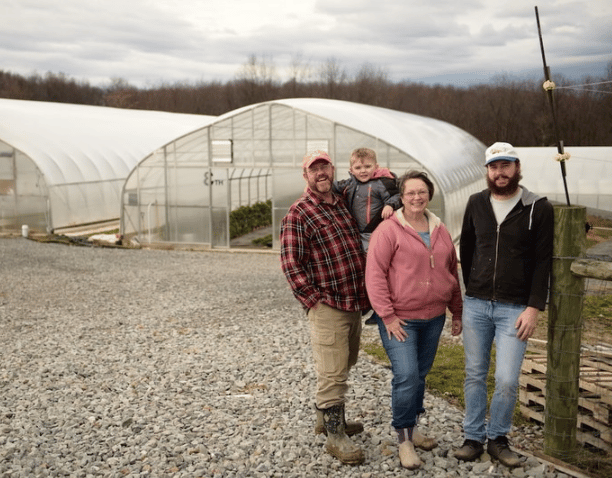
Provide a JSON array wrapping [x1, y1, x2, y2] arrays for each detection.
[[0, 238, 566, 477]]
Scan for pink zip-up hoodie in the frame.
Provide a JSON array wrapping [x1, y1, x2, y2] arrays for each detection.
[[365, 208, 462, 325]]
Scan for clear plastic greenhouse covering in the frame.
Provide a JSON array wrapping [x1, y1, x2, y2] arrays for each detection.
[[517, 146, 612, 215], [0, 99, 215, 233], [122, 98, 487, 249]]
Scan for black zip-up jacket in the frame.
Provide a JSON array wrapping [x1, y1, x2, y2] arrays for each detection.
[[459, 186, 554, 310]]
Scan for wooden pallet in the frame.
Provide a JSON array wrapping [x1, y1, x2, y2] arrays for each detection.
[[520, 353, 612, 452]]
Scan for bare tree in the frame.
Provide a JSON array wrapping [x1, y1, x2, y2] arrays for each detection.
[[353, 62, 390, 105], [103, 78, 139, 109], [236, 54, 277, 84], [318, 57, 347, 98], [284, 53, 312, 97], [233, 54, 279, 104]]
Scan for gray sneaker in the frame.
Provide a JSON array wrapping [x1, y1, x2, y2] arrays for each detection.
[[487, 436, 521, 467], [454, 439, 484, 461]]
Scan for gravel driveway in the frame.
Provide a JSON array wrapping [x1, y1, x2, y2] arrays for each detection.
[[0, 238, 561, 477]]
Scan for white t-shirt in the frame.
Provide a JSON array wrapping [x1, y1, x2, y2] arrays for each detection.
[[490, 188, 522, 225]]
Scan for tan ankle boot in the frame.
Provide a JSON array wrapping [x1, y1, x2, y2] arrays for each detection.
[[398, 440, 422, 469], [412, 428, 437, 451], [322, 404, 365, 465], [315, 405, 363, 436]]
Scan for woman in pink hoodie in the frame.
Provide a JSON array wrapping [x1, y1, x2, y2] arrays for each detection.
[[365, 170, 463, 470]]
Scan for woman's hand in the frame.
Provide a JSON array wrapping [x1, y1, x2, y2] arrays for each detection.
[[451, 318, 462, 336], [385, 317, 408, 342]]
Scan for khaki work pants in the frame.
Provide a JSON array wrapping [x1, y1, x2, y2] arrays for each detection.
[[308, 303, 362, 409]]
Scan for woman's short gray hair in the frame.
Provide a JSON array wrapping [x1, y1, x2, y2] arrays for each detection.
[[398, 170, 434, 200]]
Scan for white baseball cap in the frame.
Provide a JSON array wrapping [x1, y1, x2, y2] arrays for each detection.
[[485, 142, 519, 166]]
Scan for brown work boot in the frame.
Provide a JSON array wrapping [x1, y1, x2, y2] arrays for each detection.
[[315, 405, 363, 436], [487, 436, 521, 468], [322, 404, 365, 465], [412, 428, 437, 451], [454, 439, 484, 462]]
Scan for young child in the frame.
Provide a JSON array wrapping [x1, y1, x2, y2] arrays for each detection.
[[333, 147, 401, 252], [333, 148, 401, 325]]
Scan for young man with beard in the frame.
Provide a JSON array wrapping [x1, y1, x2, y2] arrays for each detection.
[[454, 142, 554, 467], [280, 151, 369, 465]]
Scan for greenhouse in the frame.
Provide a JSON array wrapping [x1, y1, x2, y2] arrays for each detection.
[[121, 98, 487, 249], [517, 146, 612, 216], [0, 99, 215, 233]]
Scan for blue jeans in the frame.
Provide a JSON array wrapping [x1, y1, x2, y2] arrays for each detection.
[[462, 296, 528, 442], [377, 314, 446, 429]]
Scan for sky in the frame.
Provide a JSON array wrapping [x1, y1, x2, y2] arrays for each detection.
[[2, 0, 611, 89]]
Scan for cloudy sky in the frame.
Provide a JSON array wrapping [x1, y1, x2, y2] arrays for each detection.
[[2, 0, 611, 89]]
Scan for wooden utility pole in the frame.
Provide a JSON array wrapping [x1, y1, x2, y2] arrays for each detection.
[[544, 205, 586, 459]]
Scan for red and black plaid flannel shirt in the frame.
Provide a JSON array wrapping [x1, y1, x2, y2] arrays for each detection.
[[280, 188, 369, 312]]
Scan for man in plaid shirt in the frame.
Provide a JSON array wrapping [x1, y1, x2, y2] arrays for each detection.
[[280, 150, 370, 465]]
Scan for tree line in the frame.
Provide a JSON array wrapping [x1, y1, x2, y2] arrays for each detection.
[[2, 55, 611, 147]]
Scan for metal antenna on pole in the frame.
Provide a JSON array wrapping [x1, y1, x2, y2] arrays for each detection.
[[535, 5, 571, 206]]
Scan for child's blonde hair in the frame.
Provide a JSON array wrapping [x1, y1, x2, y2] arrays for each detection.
[[350, 147, 377, 166]]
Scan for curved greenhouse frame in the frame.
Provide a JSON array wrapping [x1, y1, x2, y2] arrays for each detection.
[[0, 99, 215, 233], [121, 98, 487, 249]]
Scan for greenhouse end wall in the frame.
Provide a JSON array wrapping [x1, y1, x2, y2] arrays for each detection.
[[0, 141, 49, 232], [122, 100, 487, 249]]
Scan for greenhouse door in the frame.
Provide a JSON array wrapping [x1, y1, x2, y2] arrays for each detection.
[[209, 168, 230, 248]]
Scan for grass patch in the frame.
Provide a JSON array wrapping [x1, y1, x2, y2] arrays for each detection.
[[99, 228, 120, 235], [424, 340, 468, 408], [581, 294, 612, 346], [586, 215, 612, 249], [362, 343, 389, 364], [583, 294, 612, 319], [530, 295, 612, 346]]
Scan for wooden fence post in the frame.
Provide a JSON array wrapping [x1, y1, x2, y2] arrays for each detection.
[[544, 205, 586, 459]]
